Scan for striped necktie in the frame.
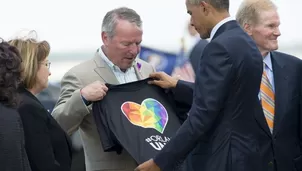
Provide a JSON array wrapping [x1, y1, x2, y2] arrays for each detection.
[[260, 66, 275, 133]]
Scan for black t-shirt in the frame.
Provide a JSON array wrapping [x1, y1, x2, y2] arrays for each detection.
[[92, 78, 183, 165]]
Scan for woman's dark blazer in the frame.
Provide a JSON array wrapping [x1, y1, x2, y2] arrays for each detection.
[[18, 87, 72, 171], [0, 103, 31, 171]]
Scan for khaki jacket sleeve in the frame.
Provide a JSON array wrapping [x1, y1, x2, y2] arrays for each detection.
[[51, 71, 90, 135]]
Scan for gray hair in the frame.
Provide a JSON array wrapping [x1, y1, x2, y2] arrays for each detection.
[[187, 0, 229, 11], [101, 7, 142, 38], [236, 0, 277, 27]]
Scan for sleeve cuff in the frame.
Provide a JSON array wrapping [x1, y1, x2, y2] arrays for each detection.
[[80, 89, 91, 106]]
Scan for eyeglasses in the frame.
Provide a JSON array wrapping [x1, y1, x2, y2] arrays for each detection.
[[40, 61, 51, 69]]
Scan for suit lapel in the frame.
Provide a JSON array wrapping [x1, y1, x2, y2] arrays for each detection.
[[93, 52, 119, 84], [255, 101, 272, 137], [133, 60, 144, 80], [271, 52, 288, 136], [254, 52, 288, 137], [93, 50, 148, 83]]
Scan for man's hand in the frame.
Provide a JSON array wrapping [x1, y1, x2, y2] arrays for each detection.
[[135, 159, 160, 171], [148, 72, 179, 89], [81, 81, 108, 101]]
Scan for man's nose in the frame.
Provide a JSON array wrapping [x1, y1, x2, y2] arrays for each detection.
[[274, 27, 281, 37], [130, 43, 139, 55]]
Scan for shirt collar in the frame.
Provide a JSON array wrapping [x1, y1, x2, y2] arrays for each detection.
[[209, 16, 234, 41], [263, 52, 273, 71], [98, 47, 115, 68], [98, 47, 137, 72]]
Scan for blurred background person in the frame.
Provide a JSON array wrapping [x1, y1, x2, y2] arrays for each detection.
[[171, 22, 208, 83], [0, 39, 31, 171], [186, 22, 208, 74], [9, 33, 72, 171]]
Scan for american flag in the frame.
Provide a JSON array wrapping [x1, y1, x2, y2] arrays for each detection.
[[171, 60, 195, 82], [171, 38, 195, 82]]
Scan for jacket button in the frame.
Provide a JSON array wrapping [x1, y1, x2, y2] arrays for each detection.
[[268, 161, 273, 167]]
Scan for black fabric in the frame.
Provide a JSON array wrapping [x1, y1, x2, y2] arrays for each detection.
[[92, 78, 183, 166], [0, 103, 31, 171], [18, 87, 72, 171]]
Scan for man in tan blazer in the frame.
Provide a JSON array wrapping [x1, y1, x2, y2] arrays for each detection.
[[52, 7, 155, 171]]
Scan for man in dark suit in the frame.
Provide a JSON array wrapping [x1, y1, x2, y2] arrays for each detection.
[[135, 0, 264, 171], [236, 0, 302, 170]]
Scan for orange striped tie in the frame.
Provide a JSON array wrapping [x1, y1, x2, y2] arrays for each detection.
[[260, 69, 275, 133]]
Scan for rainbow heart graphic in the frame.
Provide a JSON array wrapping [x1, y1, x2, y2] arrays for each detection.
[[121, 98, 168, 134]]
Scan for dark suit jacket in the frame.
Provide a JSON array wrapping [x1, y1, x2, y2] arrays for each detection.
[[18, 88, 72, 171], [254, 51, 302, 171], [170, 52, 302, 171], [189, 39, 208, 74], [0, 103, 31, 171], [153, 20, 264, 171]]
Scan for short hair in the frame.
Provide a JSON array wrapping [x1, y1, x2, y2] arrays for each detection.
[[187, 0, 229, 11], [9, 37, 50, 89], [101, 7, 142, 38], [236, 0, 277, 27], [0, 38, 23, 108]]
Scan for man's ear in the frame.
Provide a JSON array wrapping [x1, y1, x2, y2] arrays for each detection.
[[101, 32, 109, 46], [243, 23, 253, 36], [200, 1, 211, 16]]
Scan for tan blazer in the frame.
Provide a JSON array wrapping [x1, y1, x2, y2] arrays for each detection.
[[52, 52, 155, 171]]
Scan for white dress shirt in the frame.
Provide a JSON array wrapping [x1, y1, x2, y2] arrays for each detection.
[[209, 16, 234, 42], [98, 48, 138, 84], [263, 52, 275, 91]]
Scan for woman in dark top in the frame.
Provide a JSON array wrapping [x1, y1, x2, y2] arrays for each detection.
[[9, 34, 72, 171], [0, 39, 31, 171]]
